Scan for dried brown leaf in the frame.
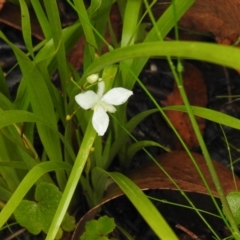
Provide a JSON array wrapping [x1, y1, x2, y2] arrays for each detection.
[[72, 151, 240, 239], [163, 62, 207, 149]]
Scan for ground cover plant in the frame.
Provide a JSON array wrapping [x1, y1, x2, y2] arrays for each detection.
[[1, 0, 240, 239]]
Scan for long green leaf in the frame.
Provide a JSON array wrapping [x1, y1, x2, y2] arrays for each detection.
[[30, 0, 51, 39], [121, 0, 142, 47], [0, 187, 12, 202], [0, 32, 66, 189], [19, 0, 34, 58], [43, 0, 69, 94], [46, 122, 96, 240], [0, 67, 10, 99], [0, 134, 21, 192], [73, 0, 97, 59], [109, 109, 158, 164], [83, 41, 240, 79], [164, 105, 240, 130], [124, 0, 195, 88], [127, 140, 170, 162], [103, 171, 178, 240], [0, 110, 75, 162], [0, 161, 27, 169]]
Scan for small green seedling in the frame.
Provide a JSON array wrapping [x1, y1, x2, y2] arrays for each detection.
[[14, 182, 75, 239], [80, 215, 116, 240]]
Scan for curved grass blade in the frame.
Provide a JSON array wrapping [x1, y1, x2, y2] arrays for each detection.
[[83, 41, 240, 79], [0, 110, 75, 163], [43, 0, 69, 94], [46, 122, 96, 240], [30, 0, 51, 39], [127, 140, 170, 162], [0, 67, 10, 99], [0, 161, 72, 229], [164, 105, 240, 130], [109, 109, 158, 164], [0, 161, 27, 169], [102, 171, 178, 240], [19, 0, 34, 58]]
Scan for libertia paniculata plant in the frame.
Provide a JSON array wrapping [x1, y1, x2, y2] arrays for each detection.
[[0, 0, 240, 239]]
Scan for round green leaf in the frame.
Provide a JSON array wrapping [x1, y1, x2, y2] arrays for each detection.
[[226, 191, 240, 224], [61, 213, 76, 232], [81, 216, 115, 240], [14, 201, 41, 235], [14, 182, 62, 235]]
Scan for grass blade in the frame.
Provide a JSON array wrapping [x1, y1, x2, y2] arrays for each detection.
[[103, 171, 178, 240]]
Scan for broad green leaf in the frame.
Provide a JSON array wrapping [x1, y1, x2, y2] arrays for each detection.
[[225, 192, 240, 225], [14, 183, 62, 235], [0, 161, 72, 229], [81, 216, 116, 240], [61, 213, 76, 232], [15, 201, 40, 234]]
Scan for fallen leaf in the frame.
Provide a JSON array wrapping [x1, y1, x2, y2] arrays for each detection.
[[162, 62, 207, 149], [152, 0, 240, 45], [0, 0, 5, 11], [72, 151, 240, 239]]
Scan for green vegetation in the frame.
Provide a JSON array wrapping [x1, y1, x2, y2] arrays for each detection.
[[0, 0, 240, 239]]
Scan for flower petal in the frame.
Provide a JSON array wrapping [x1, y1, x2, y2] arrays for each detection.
[[92, 105, 109, 136], [101, 87, 133, 106], [97, 81, 105, 97], [75, 91, 99, 110]]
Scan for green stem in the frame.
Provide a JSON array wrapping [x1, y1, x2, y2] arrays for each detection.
[[170, 1, 240, 237], [46, 121, 96, 240], [178, 84, 240, 238]]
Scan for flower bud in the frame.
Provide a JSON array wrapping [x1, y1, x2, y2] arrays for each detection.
[[66, 115, 72, 121], [87, 74, 99, 84]]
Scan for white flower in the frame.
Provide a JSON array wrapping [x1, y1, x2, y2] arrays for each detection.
[[75, 81, 133, 136]]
